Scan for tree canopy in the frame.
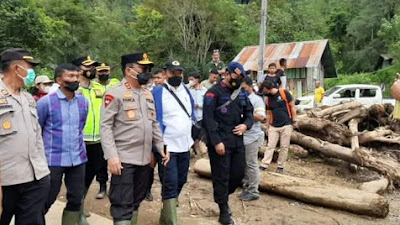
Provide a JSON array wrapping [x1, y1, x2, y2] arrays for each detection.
[[1, 0, 399, 77]]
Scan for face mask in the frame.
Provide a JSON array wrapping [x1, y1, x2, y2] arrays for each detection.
[[17, 66, 36, 86], [65, 81, 80, 92], [98, 74, 109, 82], [168, 76, 182, 87], [129, 68, 152, 85], [230, 78, 243, 89], [188, 80, 195, 87], [42, 86, 51, 93], [82, 69, 96, 80]]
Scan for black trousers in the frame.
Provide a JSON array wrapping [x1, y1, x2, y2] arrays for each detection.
[[147, 167, 154, 193], [208, 145, 246, 204], [85, 143, 108, 188], [109, 163, 152, 222], [45, 164, 86, 212], [156, 152, 190, 200], [0, 176, 50, 225]]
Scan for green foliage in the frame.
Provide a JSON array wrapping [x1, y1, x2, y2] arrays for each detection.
[[379, 15, 400, 60], [0, 0, 400, 79]]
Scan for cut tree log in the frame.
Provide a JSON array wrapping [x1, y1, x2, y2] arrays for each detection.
[[297, 117, 352, 146], [291, 131, 400, 185], [337, 107, 368, 124], [349, 118, 360, 151], [331, 109, 351, 117], [359, 178, 389, 195], [310, 102, 362, 118], [258, 144, 308, 158], [193, 159, 389, 218]]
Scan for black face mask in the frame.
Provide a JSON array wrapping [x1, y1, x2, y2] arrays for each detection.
[[168, 76, 182, 87], [83, 69, 96, 80], [230, 78, 243, 89], [98, 74, 109, 82], [137, 72, 152, 85], [65, 81, 80, 92]]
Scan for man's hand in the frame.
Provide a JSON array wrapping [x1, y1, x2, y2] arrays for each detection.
[[150, 153, 157, 168], [233, 124, 247, 136], [108, 157, 123, 175], [293, 120, 299, 129], [161, 151, 170, 166], [195, 104, 199, 109], [215, 142, 225, 156]]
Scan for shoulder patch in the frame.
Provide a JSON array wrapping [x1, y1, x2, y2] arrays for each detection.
[[205, 92, 216, 98], [205, 92, 216, 105], [104, 94, 115, 108]]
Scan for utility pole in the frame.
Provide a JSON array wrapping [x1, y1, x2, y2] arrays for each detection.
[[258, 0, 268, 80]]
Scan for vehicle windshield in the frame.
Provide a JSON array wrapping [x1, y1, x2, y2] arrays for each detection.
[[325, 86, 341, 97]]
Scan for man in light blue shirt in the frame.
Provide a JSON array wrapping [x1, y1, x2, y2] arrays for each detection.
[[188, 72, 207, 121], [240, 77, 266, 201], [188, 71, 207, 155]]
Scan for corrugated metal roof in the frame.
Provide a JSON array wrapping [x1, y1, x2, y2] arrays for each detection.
[[233, 39, 333, 72]]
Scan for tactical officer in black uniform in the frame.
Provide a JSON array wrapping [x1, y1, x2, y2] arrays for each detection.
[[203, 62, 253, 225]]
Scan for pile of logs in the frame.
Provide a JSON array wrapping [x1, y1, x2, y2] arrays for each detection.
[[295, 102, 400, 185], [193, 102, 400, 218]]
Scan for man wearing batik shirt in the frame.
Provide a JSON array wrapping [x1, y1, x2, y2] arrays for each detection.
[[37, 63, 89, 224]]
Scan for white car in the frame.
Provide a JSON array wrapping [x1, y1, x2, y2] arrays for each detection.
[[321, 84, 395, 107], [295, 95, 315, 110], [295, 84, 395, 110]]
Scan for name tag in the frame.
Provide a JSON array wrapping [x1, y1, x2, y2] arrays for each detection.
[[0, 105, 12, 110]]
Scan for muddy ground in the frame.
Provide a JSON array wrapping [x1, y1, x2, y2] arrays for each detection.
[[59, 154, 400, 225]]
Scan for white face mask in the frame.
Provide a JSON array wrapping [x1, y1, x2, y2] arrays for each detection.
[[188, 80, 196, 87], [42, 86, 51, 93]]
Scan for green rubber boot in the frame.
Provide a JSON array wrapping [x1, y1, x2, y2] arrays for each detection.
[[159, 198, 181, 225], [131, 210, 139, 225], [114, 221, 131, 225], [78, 188, 89, 225], [62, 210, 80, 225], [158, 203, 165, 225]]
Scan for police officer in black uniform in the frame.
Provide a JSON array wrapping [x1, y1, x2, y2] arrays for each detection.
[[203, 62, 253, 225]]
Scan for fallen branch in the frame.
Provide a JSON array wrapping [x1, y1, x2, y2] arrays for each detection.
[[291, 131, 400, 185], [358, 128, 400, 145], [194, 159, 389, 218], [349, 118, 360, 151], [337, 107, 368, 124], [311, 102, 362, 118]]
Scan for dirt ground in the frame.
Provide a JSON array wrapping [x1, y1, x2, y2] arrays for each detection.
[[59, 154, 400, 225]]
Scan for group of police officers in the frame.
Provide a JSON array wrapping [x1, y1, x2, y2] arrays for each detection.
[[0, 47, 256, 225]]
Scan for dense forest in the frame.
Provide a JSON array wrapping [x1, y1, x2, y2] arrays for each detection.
[[1, 0, 400, 77]]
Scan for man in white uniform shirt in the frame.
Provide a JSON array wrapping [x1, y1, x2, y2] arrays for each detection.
[[152, 60, 195, 225]]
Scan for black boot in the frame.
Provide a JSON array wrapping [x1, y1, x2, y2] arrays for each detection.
[[218, 203, 234, 225], [96, 183, 107, 199]]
